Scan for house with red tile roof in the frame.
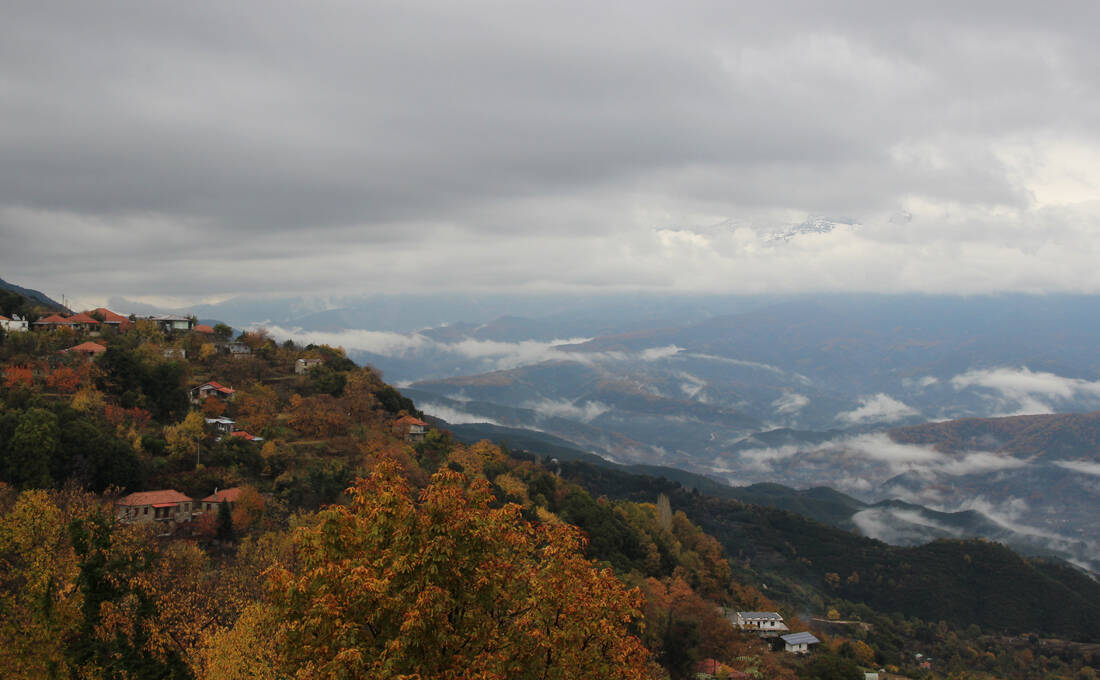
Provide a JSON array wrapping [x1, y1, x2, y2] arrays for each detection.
[[92, 307, 133, 331], [31, 314, 75, 330], [65, 312, 101, 332], [190, 381, 236, 404], [199, 487, 243, 514], [116, 489, 195, 525], [395, 414, 430, 443], [62, 341, 107, 357], [193, 324, 215, 334]]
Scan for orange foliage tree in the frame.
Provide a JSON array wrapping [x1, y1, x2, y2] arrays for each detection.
[[45, 366, 81, 393], [234, 383, 278, 432], [3, 365, 33, 389], [259, 461, 658, 679], [287, 393, 349, 438], [201, 396, 227, 417]]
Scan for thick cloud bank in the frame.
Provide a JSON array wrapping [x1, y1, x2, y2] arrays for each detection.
[[3, 2, 1100, 303]]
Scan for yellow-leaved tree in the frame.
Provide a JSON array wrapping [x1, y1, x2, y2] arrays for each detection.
[[206, 460, 658, 679]]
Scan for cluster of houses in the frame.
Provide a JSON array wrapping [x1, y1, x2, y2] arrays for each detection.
[[116, 486, 244, 527], [730, 610, 820, 655], [11, 306, 257, 361]]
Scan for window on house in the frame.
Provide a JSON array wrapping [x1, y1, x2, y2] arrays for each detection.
[[144, 507, 148, 515]]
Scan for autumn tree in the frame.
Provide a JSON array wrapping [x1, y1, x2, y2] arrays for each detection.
[[4, 365, 33, 389], [229, 486, 265, 533], [234, 383, 278, 433], [46, 366, 82, 393], [201, 396, 227, 417], [249, 461, 657, 679], [67, 512, 193, 679], [286, 393, 348, 438], [165, 411, 206, 462], [0, 490, 82, 677]]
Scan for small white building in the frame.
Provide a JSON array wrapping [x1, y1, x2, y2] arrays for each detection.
[[733, 611, 789, 637], [780, 632, 820, 654], [0, 314, 28, 332]]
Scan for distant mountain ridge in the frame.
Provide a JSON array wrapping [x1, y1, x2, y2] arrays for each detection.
[[890, 410, 1100, 459], [0, 277, 70, 313], [441, 418, 1100, 570]]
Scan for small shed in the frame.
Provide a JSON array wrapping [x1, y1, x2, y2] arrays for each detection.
[[295, 357, 324, 375], [780, 632, 820, 654], [205, 417, 236, 434]]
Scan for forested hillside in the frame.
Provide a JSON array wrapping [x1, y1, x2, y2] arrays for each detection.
[[2, 310, 1099, 679]]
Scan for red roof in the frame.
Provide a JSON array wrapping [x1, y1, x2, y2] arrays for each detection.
[[66, 313, 100, 325], [64, 341, 107, 354], [92, 308, 129, 323], [0, 315, 9, 321], [34, 314, 73, 325], [202, 487, 244, 503], [396, 415, 429, 427], [193, 324, 215, 334], [198, 381, 235, 395], [117, 489, 192, 506], [229, 431, 256, 440]]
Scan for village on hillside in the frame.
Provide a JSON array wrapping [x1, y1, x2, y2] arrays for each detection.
[[0, 304, 433, 541]]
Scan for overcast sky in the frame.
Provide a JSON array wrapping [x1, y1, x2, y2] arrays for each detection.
[[3, 1, 1100, 307]]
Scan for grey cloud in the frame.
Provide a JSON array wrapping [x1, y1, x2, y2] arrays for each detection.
[[4, 2, 1100, 299]]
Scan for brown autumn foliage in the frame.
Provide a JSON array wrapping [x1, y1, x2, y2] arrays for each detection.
[[45, 366, 81, 393], [233, 382, 279, 432], [253, 460, 660, 679], [287, 393, 349, 438], [201, 396, 227, 417], [4, 365, 33, 388]]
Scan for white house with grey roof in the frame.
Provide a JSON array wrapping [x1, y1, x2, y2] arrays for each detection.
[[733, 611, 789, 637], [781, 632, 820, 654]]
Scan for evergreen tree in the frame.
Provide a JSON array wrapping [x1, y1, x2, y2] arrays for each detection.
[[215, 502, 235, 544]]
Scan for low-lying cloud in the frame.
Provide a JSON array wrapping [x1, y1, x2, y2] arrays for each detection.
[[772, 392, 810, 415], [268, 325, 690, 377], [852, 506, 964, 544], [522, 398, 610, 423], [837, 394, 920, 425], [1053, 460, 1100, 476], [418, 403, 502, 426], [950, 366, 1100, 415], [732, 432, 1025, 479]]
